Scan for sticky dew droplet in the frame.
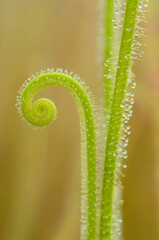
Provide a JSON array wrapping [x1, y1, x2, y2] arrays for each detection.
[[114, 24, 118, 29], [132, 82, 136, 89]]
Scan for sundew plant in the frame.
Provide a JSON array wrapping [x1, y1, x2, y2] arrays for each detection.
[[16, 0, 149, 239]]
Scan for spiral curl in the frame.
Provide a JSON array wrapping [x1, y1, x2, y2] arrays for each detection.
[[16, 68, 97, 240], [21, 97, 56, 127]]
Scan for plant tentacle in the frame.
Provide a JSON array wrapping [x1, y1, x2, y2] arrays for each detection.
[[17, 70, 97, 240], [100, 0, 141, 239]]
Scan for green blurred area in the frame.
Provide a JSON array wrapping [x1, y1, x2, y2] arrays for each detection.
[[0, 0, 158, 240]]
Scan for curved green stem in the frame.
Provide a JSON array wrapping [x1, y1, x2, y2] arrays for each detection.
[[18, 71, 97, 240], [100, 0, 139, 239]]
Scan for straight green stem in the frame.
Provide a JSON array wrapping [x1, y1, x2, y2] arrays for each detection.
[[100, 0, 139, 239], [104, 0, 115, 114]]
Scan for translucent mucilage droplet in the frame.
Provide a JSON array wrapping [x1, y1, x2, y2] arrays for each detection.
[[125, 54, 130, 59], [132, 82, 136, 89]]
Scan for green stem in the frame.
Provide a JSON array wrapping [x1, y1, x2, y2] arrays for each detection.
[[104, 0, 115, 113], [18, 71, 97, 240], [100, 0, 139, 239]]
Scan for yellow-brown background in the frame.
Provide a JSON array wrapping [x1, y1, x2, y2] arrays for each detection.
[[0, 0, 158, 240]]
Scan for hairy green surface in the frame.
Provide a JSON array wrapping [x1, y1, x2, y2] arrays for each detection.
[[104, 0, 115, 113], [100, 0, 141, 239], [17, 70, 97, 240], [16, 0, 149, 239]]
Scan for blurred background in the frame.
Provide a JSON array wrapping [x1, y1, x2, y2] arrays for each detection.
[[0, 0, 158, 240]]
